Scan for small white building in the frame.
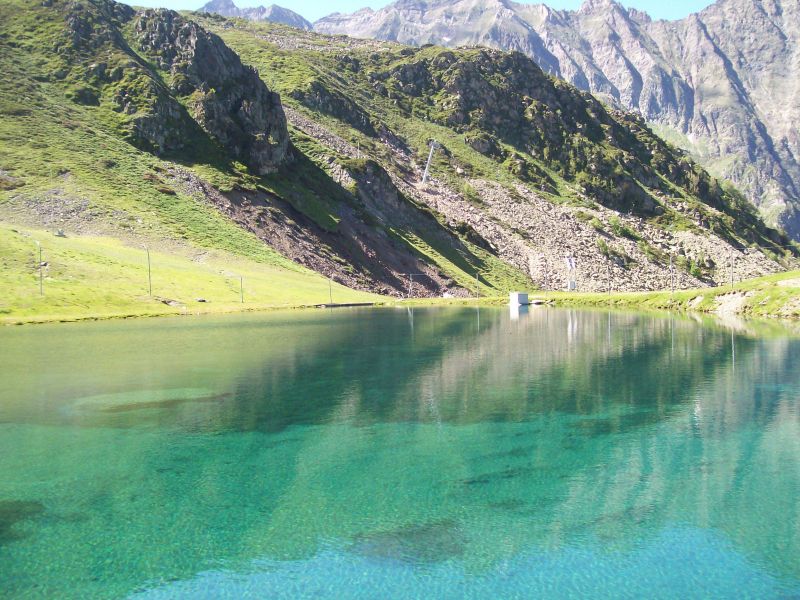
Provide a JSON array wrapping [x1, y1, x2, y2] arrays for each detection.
[[509, 291, 529, 306]]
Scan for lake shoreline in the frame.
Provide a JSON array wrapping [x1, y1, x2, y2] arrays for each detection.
[[3, 270, 799, 326]]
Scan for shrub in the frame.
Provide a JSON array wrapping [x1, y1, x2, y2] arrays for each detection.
[[608, 216, 640, 240], [637, 240, 664, 264], [589, 217, 605, 232]]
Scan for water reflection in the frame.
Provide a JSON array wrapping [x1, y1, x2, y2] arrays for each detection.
[[509, 303, 528, 321], [0, 308, 798, 598]]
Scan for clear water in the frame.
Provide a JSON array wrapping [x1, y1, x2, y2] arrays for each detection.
[[1, 307, 798, 599]]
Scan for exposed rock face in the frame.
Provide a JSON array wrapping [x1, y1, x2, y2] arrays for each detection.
[[133, 9, 290, 173], [57, 0, 290, 174], [315, 0, 800, 238], [199, 0, 313, 30]]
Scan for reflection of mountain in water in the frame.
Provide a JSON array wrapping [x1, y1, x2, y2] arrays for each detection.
[[0, 309, 798, 597], [244, 311, 799, 581]]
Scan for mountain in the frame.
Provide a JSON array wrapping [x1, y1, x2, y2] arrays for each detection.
[[199, 0, 312, 30], [0, 0, 796, 322], [314, 0, 800, 240]]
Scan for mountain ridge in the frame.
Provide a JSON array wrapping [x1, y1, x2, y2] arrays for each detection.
[[314, 0, 800, 239], [199, 0, 312, 29]]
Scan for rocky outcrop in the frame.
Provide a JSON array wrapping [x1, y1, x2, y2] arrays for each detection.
[[199, 0, 312, 30], [289, 81, 376, 136], [364, 46, 761, 225], [133, 9, 290, 173], [315, 0, 800, 239], [55, 0, 290, 173]]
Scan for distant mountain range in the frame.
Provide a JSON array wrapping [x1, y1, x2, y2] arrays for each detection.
[[199, 0, 312, 30], [313, 0, 800, 239]]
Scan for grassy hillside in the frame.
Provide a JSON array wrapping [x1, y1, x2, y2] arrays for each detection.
[[0, 0, 295, 262], [190, 15, 799, 296], [0, 223, 381, 324], [196, 16, 795, 257]]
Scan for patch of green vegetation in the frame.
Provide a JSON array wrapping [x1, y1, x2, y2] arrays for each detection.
[[589, 217, 605, 233], [403, 271, 800, 321], [637, 239, 666, 264], [596, 239, 633, 268], [539, 270, 800, 319], [0, 223, 382, 324], [608, 216, 640, 240], [260, 149, 342, 232], [390, 228, 531, 295]]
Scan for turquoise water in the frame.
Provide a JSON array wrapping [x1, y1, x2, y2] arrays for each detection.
[[0, 307, 798, 598]]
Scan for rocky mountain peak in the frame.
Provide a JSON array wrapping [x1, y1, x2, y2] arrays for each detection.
[[56, 0, 290, 173], [199, 0, 312, 30], [200, 0, 239, 12], [577, 0, 623, 15]]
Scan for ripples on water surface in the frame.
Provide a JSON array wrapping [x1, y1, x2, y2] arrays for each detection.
[[0, 307, 798, 598]]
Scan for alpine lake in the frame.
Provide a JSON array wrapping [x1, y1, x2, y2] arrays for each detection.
[[1, 306, 798, 599]]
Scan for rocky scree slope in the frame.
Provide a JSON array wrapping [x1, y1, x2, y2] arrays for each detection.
[[191, 16, 797, 291], [315, 0, 800, 240], [1, 0, 533, 298]]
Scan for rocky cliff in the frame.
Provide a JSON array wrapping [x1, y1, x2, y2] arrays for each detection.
[[132, 8, 290, 173], [57, 0, 291, 173], [315, 0, 800, 239]]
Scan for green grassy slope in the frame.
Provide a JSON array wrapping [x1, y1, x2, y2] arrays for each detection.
[[0, 0, 386, 322], [0, 223, 381, 324], [0, 0, 293, 263]]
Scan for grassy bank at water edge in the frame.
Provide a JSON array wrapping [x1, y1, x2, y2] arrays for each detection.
[[0, 223, 383, 324]]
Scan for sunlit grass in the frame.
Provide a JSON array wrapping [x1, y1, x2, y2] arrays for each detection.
[[0, 223, 383, 324]]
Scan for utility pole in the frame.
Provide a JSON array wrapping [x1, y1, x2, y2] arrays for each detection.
[[542, 257, 548, 291], [144, 245, 152, 296], [329, 277, 333, 305], [406, 273, 424, 299], [35, 240, 42, 296], [240, 276, 244, 303], [670, 254, 675, 295], [729, 248, 733, 288], [607, 262, 611, 295], [422, 140, 439, 184], [474, 271, 480, 297]]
